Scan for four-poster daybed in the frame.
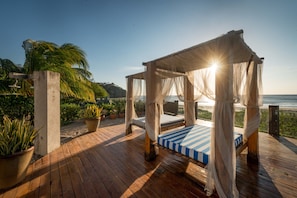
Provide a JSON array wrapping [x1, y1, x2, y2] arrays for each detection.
[[126, 99, 185, 133], [125, 30, 263, 197]]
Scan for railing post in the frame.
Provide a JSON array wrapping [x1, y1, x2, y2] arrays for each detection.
[[269, 105, 279, 136]]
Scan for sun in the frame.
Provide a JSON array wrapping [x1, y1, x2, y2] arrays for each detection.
[[210, 62, 218, 73]]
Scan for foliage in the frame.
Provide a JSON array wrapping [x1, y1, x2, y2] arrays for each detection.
[[234, 110, 245, 128], [197, 109, 212, 121], [100, 102, 116, 116], [259, 109, 297, 138], [134, 100, 145, 112], [113, 99, 126, 114], [0, 95, 34, 122], [91, 82, 109, 99], [22, 40, 96, 101], [259, 109, 269, 132], [83, 104, 102, 119], [0, 116, 38, 156], [197, 107, 297, 139], [0, 58, 33, 96], [60, 103, 81, 125]]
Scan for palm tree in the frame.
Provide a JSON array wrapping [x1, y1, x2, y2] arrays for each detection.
[[22, 39, 97, 101]]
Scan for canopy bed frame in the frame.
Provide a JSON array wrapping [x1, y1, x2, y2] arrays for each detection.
[[126, 100, 185, 133], [125, 30, 263, 197]]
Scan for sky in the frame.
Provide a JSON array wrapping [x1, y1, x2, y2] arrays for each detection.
[[1, 0, 296, 94]]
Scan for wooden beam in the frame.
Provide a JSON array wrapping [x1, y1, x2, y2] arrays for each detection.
[[184, 72, 196, 126], [144, 63, 160, 161], [247, 130, 259, 163], [246, 62, 260, 164], [125, 76, 134, 135], [144, 133, 157, 161]]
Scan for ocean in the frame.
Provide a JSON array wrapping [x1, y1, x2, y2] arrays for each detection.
[[164, 95, 297, 109], [262, 95, 297, 108]]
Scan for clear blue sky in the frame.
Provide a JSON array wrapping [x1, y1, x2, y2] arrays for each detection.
[[1, 0, 296, 94]]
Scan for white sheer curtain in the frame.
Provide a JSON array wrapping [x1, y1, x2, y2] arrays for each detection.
[[125, 77, 146, 132], [242, 62, 263, 140]]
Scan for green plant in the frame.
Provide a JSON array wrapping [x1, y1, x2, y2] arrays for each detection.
[[83, 105, 102, 119], [60, 103, 81, 125], [0, 95, 34, 122], [101, 102, 115, 116], [114, 99, 126, 114], [0, 115, 38, 156], [197, 109, 212, 120], [134, 100, 145, 113]]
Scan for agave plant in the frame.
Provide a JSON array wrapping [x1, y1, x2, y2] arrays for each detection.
[[0, 115, 38, 156]]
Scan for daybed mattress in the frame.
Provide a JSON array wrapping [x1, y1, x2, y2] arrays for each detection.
[[157, 125, 243, 164], [132, 114, 184, 129]]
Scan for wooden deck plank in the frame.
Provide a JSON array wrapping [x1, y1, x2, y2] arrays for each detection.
[[59, 144, 76, 198], [67, 139, 99, 198], [13, 161, 34, 197], [49, 146, 63, 198], [0, 119, 297, 197], [26, 156, 43, 197], [37, 155, 51, 197]]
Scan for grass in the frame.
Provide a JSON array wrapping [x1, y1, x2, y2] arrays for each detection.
[[197, 108, 297, 139]]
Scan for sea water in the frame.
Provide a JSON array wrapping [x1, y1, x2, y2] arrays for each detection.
[[164, 95, 297, 109], [262, 95, 297, 108]]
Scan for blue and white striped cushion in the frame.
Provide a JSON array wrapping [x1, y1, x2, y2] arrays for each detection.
[[157, 125, 243, 164]]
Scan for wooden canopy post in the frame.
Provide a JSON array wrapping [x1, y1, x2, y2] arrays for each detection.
[[125, 76, 134, 135], [213, 61, 235, 196], [144, 63, 161, 161], [247, 62, 260, 164], [184, 72, 196, 126]]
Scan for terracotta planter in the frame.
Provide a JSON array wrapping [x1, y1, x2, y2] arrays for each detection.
[[118, 113, 125, 118], [85, 118, 100, 132], [0, 146, 34, 190], [109, 114, 117, 119]]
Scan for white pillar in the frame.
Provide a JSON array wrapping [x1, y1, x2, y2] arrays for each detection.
[[34, 71, 60, 156]]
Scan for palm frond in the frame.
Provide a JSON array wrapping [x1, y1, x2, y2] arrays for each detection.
[[22, 40, 94, 101]]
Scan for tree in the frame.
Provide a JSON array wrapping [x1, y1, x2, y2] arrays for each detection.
[[0, 58, 32, 96], [91, 82, 109, 99], [22, 39, 97, 101], [0, 58, 19, 92]]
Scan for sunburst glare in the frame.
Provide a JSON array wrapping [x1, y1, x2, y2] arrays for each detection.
[[210, 62, 218, 73]]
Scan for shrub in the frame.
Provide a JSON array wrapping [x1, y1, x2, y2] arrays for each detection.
[[0, 95, 33, 122], [60, 103, 81, 125], [100, 103, 115, 116], [197, 109, 212, 120]]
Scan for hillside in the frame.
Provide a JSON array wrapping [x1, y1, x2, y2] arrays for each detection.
[[99, 83, 126, 98]]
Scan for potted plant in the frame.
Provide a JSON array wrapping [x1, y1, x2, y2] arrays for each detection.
[[0, 115, 39, 190], [109, 109, 118, 119], [115, 99, 126, 118], [83, 104, 102, 132]]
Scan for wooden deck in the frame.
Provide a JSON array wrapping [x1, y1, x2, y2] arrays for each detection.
[[1, 119, 297, 197]]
